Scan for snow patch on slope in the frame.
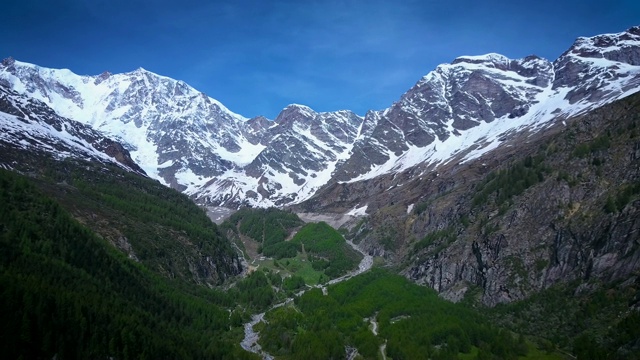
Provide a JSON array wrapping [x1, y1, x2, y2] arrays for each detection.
[[347, 204, 368, 216], [0, 111, 121, 168]]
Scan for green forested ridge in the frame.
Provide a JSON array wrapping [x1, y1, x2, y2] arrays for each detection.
[[25, 155, 240, 285], [221, 207, 304, 258], [291, 221, 362, 278], [0, 168, 254, 359]]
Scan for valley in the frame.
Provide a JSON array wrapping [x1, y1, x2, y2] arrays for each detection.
[[1, 24, 639, 359], [239, 227, 373, 359]]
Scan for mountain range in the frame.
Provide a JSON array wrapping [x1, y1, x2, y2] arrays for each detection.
[[2, 26, 639, 209], [3, 25, 640, 358]]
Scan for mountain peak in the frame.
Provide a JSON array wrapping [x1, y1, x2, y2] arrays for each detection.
[[451, 53, 511, 66], [128, 66, 159, 78], [283, 103, 315, 113], [1, 57, 15, 67], [275, 103, 317, 124], [563, 25, 640, 65]]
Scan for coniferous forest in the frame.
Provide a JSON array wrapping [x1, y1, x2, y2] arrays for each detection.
[[1, 152, 639, 359], [0, 168, 243, 359]]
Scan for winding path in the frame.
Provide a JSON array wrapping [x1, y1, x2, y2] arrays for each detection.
[[240, 238, 373, 359]]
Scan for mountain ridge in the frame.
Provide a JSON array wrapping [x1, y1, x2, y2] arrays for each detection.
[[4, 20, 640, 360], [1, 25, 639, 208]]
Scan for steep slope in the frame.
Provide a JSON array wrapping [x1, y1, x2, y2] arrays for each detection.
[[0, 85, 145, 174], [0, 143, 242, 286], [313, 91, 640, 309], [332, 26, 640, 183], [333, 54, 554, 181]]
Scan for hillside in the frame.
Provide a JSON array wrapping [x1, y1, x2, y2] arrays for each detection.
[[0, 148, 242, 286], [221, 208, 362, 285], [322, 91, 640, 306], [294, 85, 640, 357], [1, 148, 637, 358], [0, 168, 249, 359]]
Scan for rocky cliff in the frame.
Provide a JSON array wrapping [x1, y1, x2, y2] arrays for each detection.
[[311, 92, 640, 306]]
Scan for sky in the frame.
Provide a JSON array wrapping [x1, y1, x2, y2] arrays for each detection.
[[1, 1, 639, 119]]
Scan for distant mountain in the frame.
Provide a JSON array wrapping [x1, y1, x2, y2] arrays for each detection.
[[0, 57, 250, 184], [1, 26, 639, 208], [201, 105, 363, 206], [0, 57, 364, 206], [333, 27, 640, 183]]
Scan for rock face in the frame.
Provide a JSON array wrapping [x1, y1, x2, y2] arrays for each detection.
[[410, 95, 640, 306], [317, 92, 640, 306], [1, 26, 640, 211], [196, 105, 363, 206]]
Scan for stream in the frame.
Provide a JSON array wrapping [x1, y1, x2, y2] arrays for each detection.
[[239, 238, 373, 359], [368, 313, 387, 359]]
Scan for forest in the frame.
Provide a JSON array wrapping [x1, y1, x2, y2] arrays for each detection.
[[0, 168, 251, 359], [221, 208, 361, 284], [34, 155, 240, 286], [2, 153, 638, 359], [258, 269, 531, 360]]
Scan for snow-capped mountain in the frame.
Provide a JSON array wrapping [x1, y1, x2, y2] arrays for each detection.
[[0, 56, 365, 206], [195, 105, 362, 206], [0, 57, 252, 184], [0, 84, 145, 174], [332, 27, 640, 183], [1, 26, 639, 207]]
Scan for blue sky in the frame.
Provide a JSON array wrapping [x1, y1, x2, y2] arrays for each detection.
[[1, 1, 639, 119]]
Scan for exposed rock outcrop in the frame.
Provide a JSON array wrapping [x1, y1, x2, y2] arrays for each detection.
[[315, 92, 640, 306]]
